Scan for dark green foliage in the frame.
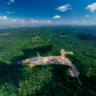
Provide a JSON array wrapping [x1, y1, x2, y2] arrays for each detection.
[[22, 45, 53, 57], [78, 33, 96, 41]]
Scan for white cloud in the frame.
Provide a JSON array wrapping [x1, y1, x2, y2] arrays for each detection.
[[53, 15, 61, 19], [82, 20, 86, 24], [10, 0, 14, 3], [8, 0, 14, 5], [0, 15, 52, 27], [47, 20, 52, 23], [84, 15, 90, 17], [56, 4, 72, 12], [73, 20, 87, 24], [6, 12, 14, 14], [0, 16, 9, 20], [30, 20, 52, 24], [86, 3, 96, 12], [73, 20, 80, 24], [10, 19, 27, 23]]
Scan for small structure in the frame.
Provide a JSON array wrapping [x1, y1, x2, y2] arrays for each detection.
[[22, 49, 79, 77]]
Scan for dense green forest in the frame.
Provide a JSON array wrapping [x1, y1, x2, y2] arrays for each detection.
[[0, 26, 96, 96]]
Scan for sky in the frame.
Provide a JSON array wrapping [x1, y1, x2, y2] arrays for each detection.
[[0, 0, 96, 27]]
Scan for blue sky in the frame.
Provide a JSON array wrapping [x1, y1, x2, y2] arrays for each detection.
[[0, 0, 96, 27]]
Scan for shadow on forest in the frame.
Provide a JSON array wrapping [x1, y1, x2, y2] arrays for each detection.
[[33, 65, 96, 96], [0, 60, 76, 96], [11, 45, 53, 63], [0, 61, 95, 95], [23, 44, 53, 57], [77, 33, 96, 41], [0, 45, 54, 91], [0, 62, 25, 86], [33, 65, 76, 96]]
